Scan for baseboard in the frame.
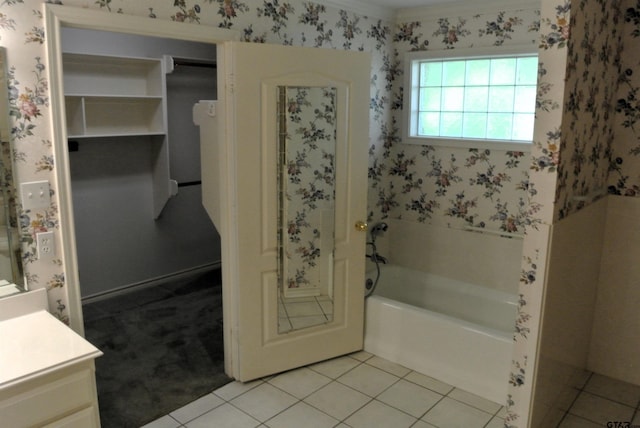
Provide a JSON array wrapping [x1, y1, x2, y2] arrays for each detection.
[[81, 261, 221, 304]]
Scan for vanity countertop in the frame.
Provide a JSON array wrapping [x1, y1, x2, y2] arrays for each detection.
[[0, 310, 102, 390]]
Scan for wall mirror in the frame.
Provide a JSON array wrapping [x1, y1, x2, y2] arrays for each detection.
[[277, 85, 337, 333], [0, 46, 25, 298]]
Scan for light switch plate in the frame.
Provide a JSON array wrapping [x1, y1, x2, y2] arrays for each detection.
[[21, 181, 51, 210]]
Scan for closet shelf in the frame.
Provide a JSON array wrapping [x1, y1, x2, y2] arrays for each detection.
[[63, 52, 172, 219], [64, 94, 164, 100], [67, 132, 167, 140], [65, 95, 166, 137]]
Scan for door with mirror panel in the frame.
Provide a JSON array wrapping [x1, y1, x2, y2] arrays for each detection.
[[212, 41, 370, 381]]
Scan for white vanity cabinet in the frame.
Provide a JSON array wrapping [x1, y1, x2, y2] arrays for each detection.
[[62, 53, 173, 218], [0, 310, 103, 428]]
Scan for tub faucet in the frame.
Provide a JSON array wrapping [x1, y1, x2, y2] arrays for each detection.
[[367, 253, 387, 264], [366, 241, 387, 264]]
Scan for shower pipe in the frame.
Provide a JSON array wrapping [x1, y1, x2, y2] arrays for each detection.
[[365, 222, 388, 298]]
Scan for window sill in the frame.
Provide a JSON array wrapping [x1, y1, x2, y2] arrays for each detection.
[[403, 136, 532, 152]]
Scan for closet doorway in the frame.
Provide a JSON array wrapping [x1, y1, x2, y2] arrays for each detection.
[[60, 27, 229, 427]]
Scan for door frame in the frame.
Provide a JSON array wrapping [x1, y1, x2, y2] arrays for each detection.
[[44, 4, 239, 335]]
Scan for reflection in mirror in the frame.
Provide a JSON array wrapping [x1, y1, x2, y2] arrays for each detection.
[[278, 86, 337, 333], [0, 47, 25, 298]]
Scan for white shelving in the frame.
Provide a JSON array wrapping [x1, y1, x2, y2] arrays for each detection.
[[63, 53, 173, 218], [65, 95, 165, 138]]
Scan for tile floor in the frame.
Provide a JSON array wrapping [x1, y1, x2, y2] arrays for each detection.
[[278, 295, 334, 333], [141, 350, 640, 428], [141, 351, 506, 428], [557, 372, 640, 428]]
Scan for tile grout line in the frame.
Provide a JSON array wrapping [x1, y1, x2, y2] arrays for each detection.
[[556, 372, 593, 427], [166, 352, 504, 428], [253, 355, 375, 426]]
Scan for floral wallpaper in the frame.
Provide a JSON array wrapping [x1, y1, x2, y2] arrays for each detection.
[[384, 6, 541, 234], [281, 86, 336, 295], [554, 0, 622, 220], [610, 0, 640, 196], [2, 0, 638, 426], [0, 0, 396, 325]]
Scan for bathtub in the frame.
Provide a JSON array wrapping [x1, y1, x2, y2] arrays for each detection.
[[364, 264, 517, 404]]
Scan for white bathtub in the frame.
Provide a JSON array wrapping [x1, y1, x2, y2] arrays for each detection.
[[364, 264, 517, 404]]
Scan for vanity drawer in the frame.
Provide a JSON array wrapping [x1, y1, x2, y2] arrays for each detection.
[[0, 363, 97, 427], [42, 406, 99, 428]]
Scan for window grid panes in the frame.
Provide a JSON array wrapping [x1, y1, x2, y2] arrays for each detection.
[[417, 55, 537, 141]]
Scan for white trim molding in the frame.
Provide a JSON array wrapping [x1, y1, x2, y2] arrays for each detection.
[[315, 0, 396, 22], [397, 0, 540, 22], [43, 3, 239, 335]]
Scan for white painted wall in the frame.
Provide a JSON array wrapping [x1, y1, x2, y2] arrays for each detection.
[[531, 197, 606, 427], [589, 195, 640, 386], [386, 219, 523, 294]]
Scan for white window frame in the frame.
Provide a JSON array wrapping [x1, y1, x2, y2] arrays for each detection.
[[403, 45, 538, 152]]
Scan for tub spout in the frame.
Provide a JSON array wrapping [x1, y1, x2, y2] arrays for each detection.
[[366, 253, 387, 264]]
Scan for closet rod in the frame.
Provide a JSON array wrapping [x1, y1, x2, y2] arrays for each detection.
[[177, 180, 202, 188], [172, 58, 216, 69]]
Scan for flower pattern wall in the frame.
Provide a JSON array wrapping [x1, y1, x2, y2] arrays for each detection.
[[555, 0, 622, 220], [4, 0, 638, 426], [281, 86, 336, 295], [0, 0, 396, 324], [611, 0, 640, 195], [389, 6, 541, 234]]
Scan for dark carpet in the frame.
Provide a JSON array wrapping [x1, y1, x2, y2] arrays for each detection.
[[82, 269, 232, 428]]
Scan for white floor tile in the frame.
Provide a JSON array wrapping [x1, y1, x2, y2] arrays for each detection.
[[404, 371, 455, 395], [284, 301, 323, 317], [185, 403, 260, 428], [496, 406, 507, 418], [231, 383, 298, 422], [264, 402, 339, 428], [377, 379, 443, 418], [448, 388, 502, 414], [139, 415, 181, 428], [337, 362, 399, 397], [366, 355, 412, 377], [585, 373, 640, 407], [170, 393, 225, 423], [349, 350, 373, 361], [421, 397, 492, 428], [278, 317, 292, 333], [557, 414, 602, 428], [344, 400, 417, 428], [214, 379, 264, 401], [304, 381, 371, 420], [485, 416, 506, 428], [268, 367, 331, 399], [317, 299, 333, 316], [308, 355, 360, 379], [410, 420, 437, 428], [569, 392, 635, 425], [290, 315, 328, 330]]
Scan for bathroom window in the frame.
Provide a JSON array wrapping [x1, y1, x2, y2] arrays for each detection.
[[403, 47, 538, 151]]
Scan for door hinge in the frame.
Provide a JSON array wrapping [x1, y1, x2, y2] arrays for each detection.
[[227, 73, 236, 94]]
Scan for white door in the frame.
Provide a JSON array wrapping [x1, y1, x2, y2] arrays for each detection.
[[205, 41, 370, 381]]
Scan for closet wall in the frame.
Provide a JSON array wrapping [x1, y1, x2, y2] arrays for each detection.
[[63, 28, 220, 298]]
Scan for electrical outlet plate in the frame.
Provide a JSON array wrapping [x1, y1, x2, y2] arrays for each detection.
[[21, 181, 51, 211], [36, 231, 55, 261]]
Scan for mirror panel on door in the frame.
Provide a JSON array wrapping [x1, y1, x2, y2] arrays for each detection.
[[277, 86, 337, 333]]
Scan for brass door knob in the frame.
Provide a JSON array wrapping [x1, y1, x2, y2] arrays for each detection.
[[355, 221, 368, 232]]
